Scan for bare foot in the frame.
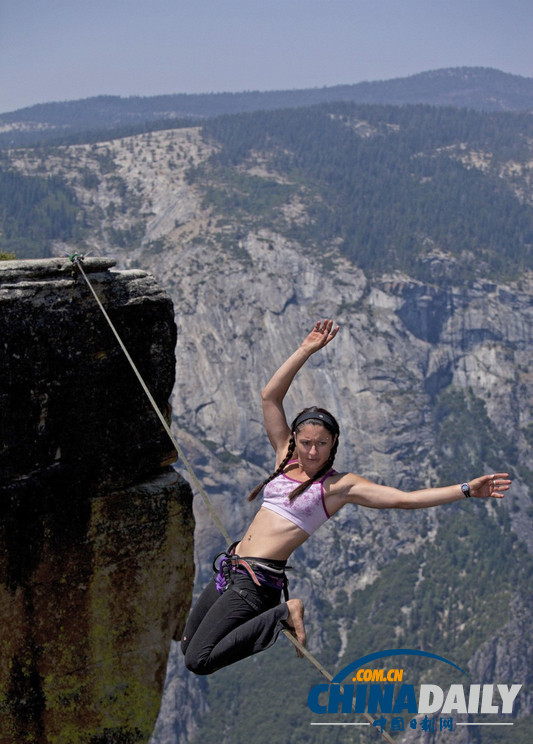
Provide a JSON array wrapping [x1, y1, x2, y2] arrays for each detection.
[[285, 598, 306, 656]]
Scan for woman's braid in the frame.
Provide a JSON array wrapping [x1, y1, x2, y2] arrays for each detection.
[[247, 437, 296, 501]]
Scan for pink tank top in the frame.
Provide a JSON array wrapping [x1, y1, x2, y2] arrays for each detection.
[[261, 466, 334, 536]]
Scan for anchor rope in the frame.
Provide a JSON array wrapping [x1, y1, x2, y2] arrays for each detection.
[[70, 253, 231, 545]]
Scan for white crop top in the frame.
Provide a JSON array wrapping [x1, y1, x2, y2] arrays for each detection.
[[261, 466, 335, 535]]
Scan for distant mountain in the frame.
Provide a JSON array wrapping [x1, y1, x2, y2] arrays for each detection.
[[1, 67, 532, 149], [3, 101, 533, 279]]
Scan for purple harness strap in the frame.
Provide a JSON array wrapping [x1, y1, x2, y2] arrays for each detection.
[[213, 548, 289, 598]]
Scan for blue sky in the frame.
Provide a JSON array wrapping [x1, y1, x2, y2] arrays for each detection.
[[1, 0, 531, 114]]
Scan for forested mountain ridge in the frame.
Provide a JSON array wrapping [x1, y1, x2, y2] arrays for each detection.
[[3, 102, 532, 284], [1, 99, 533, 743], [196, 103, 533, 282], [1, 66, 532, 149]]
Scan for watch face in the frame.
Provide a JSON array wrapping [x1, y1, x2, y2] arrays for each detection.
[[461, 484, 470, 496]]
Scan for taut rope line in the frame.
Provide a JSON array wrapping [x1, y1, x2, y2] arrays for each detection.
[[69, 254, 231, 546], [69, 254, 394, 743], [281, 633, 395, 742]]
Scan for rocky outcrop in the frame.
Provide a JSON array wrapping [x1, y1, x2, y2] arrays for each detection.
[[0, 258, 194, 744]]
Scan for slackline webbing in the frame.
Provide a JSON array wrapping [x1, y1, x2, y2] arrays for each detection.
[[70, 254, 395, 743], [281, 632, 395, 742], [70, 254, 232, 545]]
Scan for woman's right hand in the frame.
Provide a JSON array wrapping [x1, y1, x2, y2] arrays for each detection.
[[300, 319, 339, 355], [261, 319, 338, 459]]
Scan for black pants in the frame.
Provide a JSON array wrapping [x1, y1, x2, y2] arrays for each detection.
[[181, 571, 289, 675]]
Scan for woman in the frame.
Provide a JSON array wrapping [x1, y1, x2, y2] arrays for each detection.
[[181, 319, 510, 675]]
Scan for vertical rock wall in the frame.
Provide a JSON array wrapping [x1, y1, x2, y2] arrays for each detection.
[[0, 258, 194, 744]]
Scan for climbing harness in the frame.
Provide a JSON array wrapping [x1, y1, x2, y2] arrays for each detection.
[[69, 252, 395, 743], [213, 542, 291, 613]]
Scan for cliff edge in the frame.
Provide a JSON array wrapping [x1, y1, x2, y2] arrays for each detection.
[[0, 258, 194, 744]]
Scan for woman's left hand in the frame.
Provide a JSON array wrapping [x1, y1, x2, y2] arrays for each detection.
[[469, 473, 511, 499], [300, 319, 339, 356]]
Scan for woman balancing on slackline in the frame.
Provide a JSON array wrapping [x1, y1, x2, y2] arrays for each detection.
[[181, 319, 511, 675]]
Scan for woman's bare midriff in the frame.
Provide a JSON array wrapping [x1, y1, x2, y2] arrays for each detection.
[[235, 507, 310, 560]]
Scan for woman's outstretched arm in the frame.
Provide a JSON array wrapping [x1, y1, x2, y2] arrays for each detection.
[[262, 319, 339, 458], [329, 472, 511, 510]]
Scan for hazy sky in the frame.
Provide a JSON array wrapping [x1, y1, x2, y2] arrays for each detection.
[[1, 0, 531, 114]]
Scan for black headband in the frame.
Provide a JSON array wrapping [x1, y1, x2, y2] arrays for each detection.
[[293, 410, 338, 432]]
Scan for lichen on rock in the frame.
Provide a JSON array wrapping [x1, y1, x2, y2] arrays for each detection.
[[0, 258, 194, 744]]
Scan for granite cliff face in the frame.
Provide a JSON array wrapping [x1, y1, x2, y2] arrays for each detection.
[[3, 125, 533, 743], [149, 238, 533, 744], [0, 258, 194, 744]]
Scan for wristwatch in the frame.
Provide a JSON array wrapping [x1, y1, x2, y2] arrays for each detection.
[[461, 483, 471, 498]]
